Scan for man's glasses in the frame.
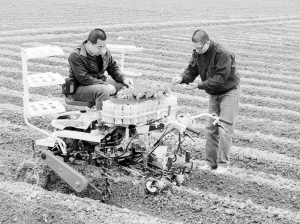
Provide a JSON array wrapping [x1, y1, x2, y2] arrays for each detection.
[[97, 46, 106, 50], [194, 41, 207, 53], [95, 45, 107, 53]]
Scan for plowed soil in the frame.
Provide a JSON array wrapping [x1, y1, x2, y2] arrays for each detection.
[[1, 0, 300, 223]]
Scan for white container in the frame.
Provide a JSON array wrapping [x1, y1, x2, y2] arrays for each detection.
[[114, 104, 123, 116], [157, 111, 161, 119], [147, 114, 151, 122], [146, 100, 152, 112], [131, 104, 138, 116], [130, 104, 138, 125], [142, 116, 147, 123], [152, 113, 157, 120], [141, 102, 147, 113], [138, 115, 144, 124], [165, 95, 177, 106], [107, 101, 115, 113], [138, 115, 147, 124], [131, 118, 138, 125], [115, 118, 122, 124], [137, 103, 143, 115], [123, 118, 131, 124], [158, 101, 166, 110], [152, 100, 158, 111], [107, 116, 114, 124], [123, 105, 131, 116], [102, 100, 109, 112]]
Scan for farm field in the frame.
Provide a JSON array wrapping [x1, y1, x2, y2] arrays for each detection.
[[1, 0, 300, 223]]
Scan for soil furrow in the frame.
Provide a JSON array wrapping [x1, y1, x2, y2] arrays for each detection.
[[2, 48, 297, 95], [2, 43, 300, 80], [177, 93, 300, 125], [1, 142, 300, 224], [0, 181, 175, 224], [2, 1, 300, 223], [179, 105, 300, 156], [1, 15, 300, 37]]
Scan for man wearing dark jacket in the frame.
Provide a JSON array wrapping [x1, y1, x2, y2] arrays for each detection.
[[68, 28, 132, 114], [172, 30, 240, 173]]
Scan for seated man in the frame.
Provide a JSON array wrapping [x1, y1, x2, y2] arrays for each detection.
[[68, 28, 133, 123]]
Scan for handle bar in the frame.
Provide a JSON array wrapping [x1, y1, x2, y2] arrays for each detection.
[[219, 117, 233, 125], [192, 113, 233, 125], [186, 127, 201, 135], [166, 120, 201, 135], [165, 113, 232, 135]]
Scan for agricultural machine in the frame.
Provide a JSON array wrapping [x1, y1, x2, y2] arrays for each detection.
[[20, 45, 232, 200]]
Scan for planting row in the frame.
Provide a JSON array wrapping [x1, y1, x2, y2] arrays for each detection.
[[2, 44, 300, 89]]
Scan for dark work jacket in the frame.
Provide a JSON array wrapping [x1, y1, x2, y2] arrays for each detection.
[[181, 40, 240, 95], [68, 40, 125, 86]]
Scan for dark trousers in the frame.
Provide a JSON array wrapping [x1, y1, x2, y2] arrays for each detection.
[[205, 85, 241, 168], [73, 80, 124, 111]]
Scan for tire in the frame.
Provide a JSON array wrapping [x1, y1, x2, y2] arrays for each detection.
[[144, 177, 159, 195]]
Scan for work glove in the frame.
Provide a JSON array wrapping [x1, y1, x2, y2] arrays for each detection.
[[171, 76, 182, 84]]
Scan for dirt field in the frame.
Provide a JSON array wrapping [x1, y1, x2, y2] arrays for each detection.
[[1, 0, 300, 223]]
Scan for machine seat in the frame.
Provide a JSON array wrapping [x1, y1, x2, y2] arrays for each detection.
[[65, 95, 96, 107]]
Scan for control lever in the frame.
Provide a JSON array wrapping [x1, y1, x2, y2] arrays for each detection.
[[211, 113, 233, 126], [217, 124, 228, 132], [186, 126, 201, 136], [184, 132, 195, 142], [167, 105, 171, 116]]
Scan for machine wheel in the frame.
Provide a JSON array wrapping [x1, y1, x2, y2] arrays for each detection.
[[144, 177, 159, 195], [15, 159, 49, 189]]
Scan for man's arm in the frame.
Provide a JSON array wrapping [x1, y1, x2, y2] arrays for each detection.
[[68, 53, 105, 86], [198, 51, 232, 90], [180, 51, 199, 84], [106, 52, 125, 83]]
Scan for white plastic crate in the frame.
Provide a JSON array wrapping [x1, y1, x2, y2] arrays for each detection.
[[28, 100, 65, 117], [27, 72, 65, 87], [101, 97, 177, 125], [102, 108, 168, 125], [22, 45, 64, 59]]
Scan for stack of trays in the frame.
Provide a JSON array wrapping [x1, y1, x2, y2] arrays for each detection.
[[101, 95, 177, 125]]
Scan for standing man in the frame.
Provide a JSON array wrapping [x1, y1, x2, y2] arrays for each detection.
[[172, 30, 240, 173], [68, 28, 133, 123]]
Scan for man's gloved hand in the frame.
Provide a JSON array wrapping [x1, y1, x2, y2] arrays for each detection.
[[171, 76, 183, 84], [123, 78, 133, 88], [107, 84, 117, 95], [184, 80, 202, 90]]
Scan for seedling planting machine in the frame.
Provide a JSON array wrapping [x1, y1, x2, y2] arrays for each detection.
[[20, 45, 232, 200]]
